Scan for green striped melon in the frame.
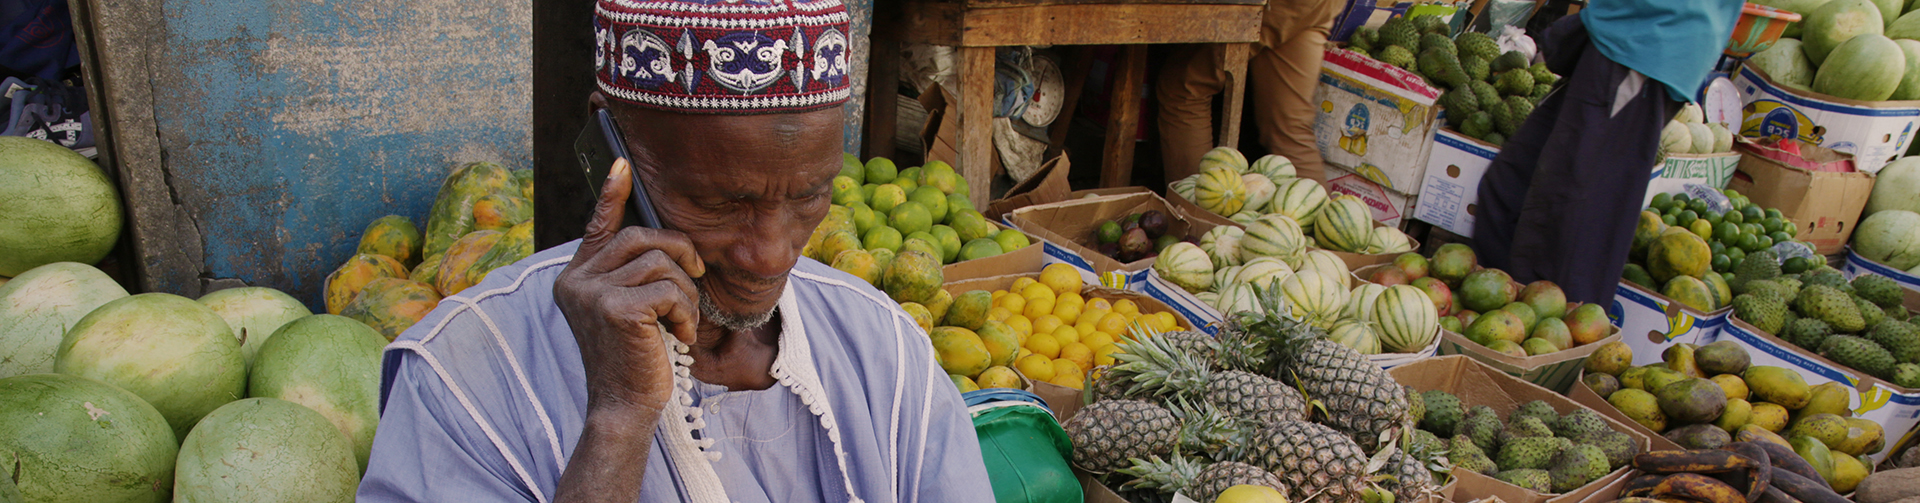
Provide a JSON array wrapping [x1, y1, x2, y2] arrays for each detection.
[[0, 137, 123, 277], [1196, 147, 1250, 175], [0, 262, 127, 378], [1230, 211, 1261, 226], [1200, 226, 1246, 269], [1812, 34, 1906, 101], [1368, 226, 1415, 254], [1341, 283, 1389, 322], [1281, 269, 1349, 328], [1299, 249, 1352, 289], [1250, 155, 1297, 181], [1195, 167, 1249, 216], [1172, 175, 1199, 201], [1270, 178, 1329, 233], [1196, 291, 1220, 308], [1213, 265, 1241, 294], [1155, 242, 1215, 293], [1374, 285, 1440, 352], [1328, 319, 1382, 354], [1215, 282, 1261, 316], [1315, 194, 1375, 253], [1240, 174, 1277, 213], [1234, 257, 1295, 290], [1240, 215, 1308, 265]]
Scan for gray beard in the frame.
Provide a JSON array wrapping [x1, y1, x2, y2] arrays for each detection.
[[699, 288, 775, 332]]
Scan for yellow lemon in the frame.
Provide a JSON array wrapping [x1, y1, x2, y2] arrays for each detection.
[[1039, 263, 1081, 295], [1050, 359, 1085, 385], [1009, 277, 1039, 293], [1005, 315, 1033, 337], [1048, 373, 1084, 390], [975, 366, 1023, 389], [1082, 332, 1115, 350], [1097, 312, 1130, 336], [1059, 342, 1093, 371], [1086, 297, 1113, 312], [1026, 332, 1061, 359], [1016, 348, 1032, 361], [1112, 298, 1139, 315], [991, 290, 1007, 301], [1078, 308, 1110, 328], [1053, 292, 1084, 323], [1074, 320, 1100, 339], [1020, 283, 1055, 303], [1031, 314, 1064, 337], [1051, 325, 1081, 346], [1157, 311, 1182, 331], [1093, 344, 1121, 367], [950, 375, 980, 393], [1022, 295, 1055, 320], [995, 292, 1026, 314], [1017, 354, 1056, 382], [987, 306, 1014, 322]]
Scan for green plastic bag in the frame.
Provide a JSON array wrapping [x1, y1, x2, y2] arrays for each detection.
[[968, 393, 1081, 503]]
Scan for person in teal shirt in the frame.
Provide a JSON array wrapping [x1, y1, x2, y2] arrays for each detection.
[[1473, 0, 1742, 304]]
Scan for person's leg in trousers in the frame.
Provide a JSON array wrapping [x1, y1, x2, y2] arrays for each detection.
[[1157, 44, 1228, 182], [1500, 49, 1680, 304], [1249, 0, 1340, 183], [1473, 14, 1594, 270]]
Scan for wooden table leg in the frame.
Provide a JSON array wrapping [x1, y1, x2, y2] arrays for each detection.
[[1044, 46, 1091, 161], [959, 46, 996, 209], [1099, 45, 1147, 189], [1218, 43, 1251, 150], [863, 1, 899, 161]]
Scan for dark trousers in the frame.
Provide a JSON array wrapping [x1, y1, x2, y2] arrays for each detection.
[[1471, 15, 1681, 305]]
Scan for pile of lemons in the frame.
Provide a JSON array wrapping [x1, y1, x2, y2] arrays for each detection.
[[934, 264, 1188, 393]]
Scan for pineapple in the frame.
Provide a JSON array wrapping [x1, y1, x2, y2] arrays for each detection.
[[1159, 329, 1219, 362], [1385, 448, 1438, 503], [1238, 285, 1409, 454], [1064, 400, 1180, 473], [1170, 399, 1253, 461], [1190, 461, 1288, 503], [1115, 453, 1206, 495], [1108, 332, 1308, 422], [1245, 420, 1371, 503]]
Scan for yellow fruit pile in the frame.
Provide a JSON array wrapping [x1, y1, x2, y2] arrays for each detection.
[[933, 264, 1188, 393]]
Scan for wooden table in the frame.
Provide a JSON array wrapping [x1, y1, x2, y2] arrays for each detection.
[[874, 0, 1266, 208]]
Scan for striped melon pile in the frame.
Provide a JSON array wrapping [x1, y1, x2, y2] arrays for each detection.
[[1173, 148, 1413, 255], [1189, 246, 1440, 356]]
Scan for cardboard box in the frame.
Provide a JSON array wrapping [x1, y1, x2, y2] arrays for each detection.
[[1314, 47, 1443, 195], [1609, 281, 1730, 366], [1842, 245, 1920, 293], [919, 83, 1004, 179], [1080, 459, 1462, 503], [1435, 325, 1623, 394], [1568, 373, 1686, 453], [1414, 128, 1500, 237], [1006, 191, 1216, 276], [985, 153, 1073, 222], [1391, 356, 1650, 503], [940, 229, 1047, 279], [1726, 142, 1873, 254], [1328, 163, 1417, 228], [1642, 152, 1741, 207], [1733, 65, 1920, 175]]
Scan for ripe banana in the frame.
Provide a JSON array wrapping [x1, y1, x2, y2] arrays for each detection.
[[1750, 441, 1824, 485], [1767, 469, 1847, 503], [1651, 473, 1748, 503], [1632, 449, 1758, 474], [1623, 474, 1668, 498]]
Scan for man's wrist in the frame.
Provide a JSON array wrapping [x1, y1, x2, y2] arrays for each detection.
[[584, 401, 665, 441]]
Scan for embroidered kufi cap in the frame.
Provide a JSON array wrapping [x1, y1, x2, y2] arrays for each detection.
[[593, 0, 852, 114]]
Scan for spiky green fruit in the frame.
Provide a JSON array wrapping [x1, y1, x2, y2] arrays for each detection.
[[1822, 335, 1897, 378], [1735, 293, 1789, 334], [1799, 285, 1867, 333], [1783, 317, 1834, 350], [1854, 274, 1903, 308], [1867, 320, 1920, 363]]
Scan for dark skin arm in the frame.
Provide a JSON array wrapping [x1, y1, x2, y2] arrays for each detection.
[[551, 158, 704, 503]]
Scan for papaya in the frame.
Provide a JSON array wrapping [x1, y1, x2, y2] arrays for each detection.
[[411, 253, 445, 293], [423, 162, 514, 258], [1664, 276, 1719, 312], [472, 194, 533, 232], [1649, 229, 1712, 284], [356, 215, 424, 268], [324, 253, 408, 314], [511, 168, 533, 202], [341, 277, 442, 341], [474, 222, 535, 274], [434, 230, 506, 296]]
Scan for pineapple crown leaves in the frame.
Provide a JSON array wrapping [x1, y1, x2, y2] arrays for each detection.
[[1115, 451, 1206, 494], [1168, 397, 1253, 462], [1109, 330, 1216, 400]]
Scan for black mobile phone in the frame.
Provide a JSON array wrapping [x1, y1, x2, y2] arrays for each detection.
[[576, 108, 664, 229]]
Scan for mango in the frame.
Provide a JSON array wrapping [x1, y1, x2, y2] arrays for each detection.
[[1466, 309, 1529, 346], [1832, 417, 1885, 457], [1715, 398, 1753, 432], [943, 290, 993, 331], [1798, 382, 1853, 419], [1609, 388, 1668, 432], [1790, 435, 1836, 482], [1696, 340, 1752, 376], [1789, 413, 1851, 450], [1711, 374, 1751, 401], [1749, 402, 1791, 432], [1664, 343, 1706, 378], [1735, 424, 1791, 448], [1830, 452, 1867, 493], [1744, 366, 1812, 410], [1586, 341, 1634, 377], [976, 321, 1021, 368], [930, 327, 991, 377], [1656, 378, 1728, 424], [1643, 367, 1691, 394], [1584, 372, 1622, 398]]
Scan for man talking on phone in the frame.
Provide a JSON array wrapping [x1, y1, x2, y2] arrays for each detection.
[[356, 2, 993, 501]]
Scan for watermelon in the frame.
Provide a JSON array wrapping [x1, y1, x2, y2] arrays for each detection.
[[0, 373, 177, 502], [1890, 9, 1920, 39], [1234, 257, 1295, 290], [1854, 210, 1920, 268], [196, 286, 312, 366], [1328, 320, 1381, 354], [1155, 242, 1215, 293], [1240, 215, 1308, 265], [1281, 269, 1349, 328], [1748, 39, 1818, 89], [1214, 265, 1242, 294], [55, 293, 246, 440], [1250, 154, 1297, 180], [1299, 249, 1352, 289], [1240, 173, 1278, 213], [1368, 226, 1415, 254], [1815, 34, 1906, 100], [1869, 157, 1920, 215], [1171, 176, 1198, 201], [248, 314, 386, 473], [174, 398, 359, 502], [341, 277, 442, 341], [1803, 0, 1885, 67], [1875, 0, 1905, 26], [1314, 194, 1376, 253], [423, 162, 513, 258], [1194, 167, 1250, 216], [1375, 285, 1441, 352], [356, 215, 424, 268], [0, 137, 123, 277], [1196, 147, 1250, 174], [1893, 39, 1920, 100], [1270, 178, 1329, 232], [0, 262, 126, 378], [1754, 0, 1837, 37], [1200, 225, 1247, 268]]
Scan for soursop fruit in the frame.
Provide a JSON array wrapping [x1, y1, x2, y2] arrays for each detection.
[[1867, 320, 1920, 363], [1857, 297, 1887, 329], [1379, 18, 1420, 51], [1420, 33, 1456, 56], [1463, 405, 1505, 453], [1799, 284, 1867, 333], [1575, 430, 1639, 469], [1470, 81, 1501, 109], [1413, 14, 1448, 34], [1783, 317, 1835, 350], [1510, 400, 1558, 426], [1495, 469, 1552, 492], [1464, 55, 1490, 82], [1463, 112, 1495, 140], [1456, 32, 1501, 61], [1891, 305, 1911, 322], [1411, 428, 1447, 455], [1378, 45, 1417, 70], [1497, 68, 1536, 96], [1549, 445, 1613, 492], [1735, 293, 1789, 334], [1419, 49, 1469, 88], [1822, 335, 1897, 378], [1528, 63, 1559, 87], [1731, 250, 1783, 294], [1498, 437, 1573, 471], [1504, 417, 1555, 441], [1552, 409, 1610, 439], [1452, 434, 1498, 474], [1853, 274, 1904, 308], [1441, 88, 1481, 122], [1486, 133, 1507, 146], [1804, 267, 1851, 291], [1421, 390, 1465, 436], [1894, 363, 1920, 388], [1492, 50, 1529, 73], [1351, 27, 1379, 52], [1503, 96, 1535, 135]]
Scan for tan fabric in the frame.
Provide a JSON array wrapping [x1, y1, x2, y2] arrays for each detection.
[[1157, 0, 1342, 183]]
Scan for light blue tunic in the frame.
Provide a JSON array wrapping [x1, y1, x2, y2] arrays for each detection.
[[357, 241, 992, 503]]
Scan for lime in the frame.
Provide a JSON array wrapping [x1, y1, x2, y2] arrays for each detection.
[[848, 202, 878, 235], [1677, 210, 1697, 227], [1674, 193, 1692, 204], [1782, 221, 1798, 236], [865, 157, 898, 184], [830, 176, 864, 206], [1651, 193, 1672, 209], [863, 226, 905, 253], [1704, 211, 1724, 226], [1764, 208, 1783, 220], [1762, 217, 1784, 234], [1726, 246, 1746, 263], [1751, 234, 1773, 251], [840, 153, 865, 183], [1743, 223, 1765, 237], [889, 201, 934, 236], [958, 238, 1005, 262], [893, 176, 919, 194], [1737, 233, 1760, 252], [950, 210, 998, 242], [929, 225, 962, 263], [1661, 213, 1676, 226], [1711, 253, 1730, 271], [1097, 221, 1123, 244], [1741, 205, 1764, 222], [1770, 231, 1793, 244], [909, 186, 950, 224], [1723, 209, 1744, 225], [947, 193, 976, 219], [871, 184, 908, 214], [1713, 221, 1740, 243], [897, 167, 924, 187], [861, 183, 878, 203], [1783, 256, 1812, 274], [1689, 199, 1709, 215], [993, 229, 1030, 251], [1687, 219, 1712, 241], [926, 171, 963, 195], [923, 160, 956, 179], [1710, 241, 1726, 255]]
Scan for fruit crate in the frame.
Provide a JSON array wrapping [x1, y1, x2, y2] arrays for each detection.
[[1392, 356, 1653, 503], [1078, 466, 1460, 503], [1732, 65, 1920, 175], [1723, 141, 1870, 255], [1841, 246, 1920, 295], [1567, 373, 1689, 453], [1006, 191, 1217, 278], [1612, 280, 1733, 366]]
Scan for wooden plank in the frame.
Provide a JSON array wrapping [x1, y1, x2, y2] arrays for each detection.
[[1099, 45, 1147, 188], [1216, 42, 1250, 150], [900, 3, 1263, 46], [958, 46, 996, 209], [863, 0, 901, 161], [71, 0, 202, 295]]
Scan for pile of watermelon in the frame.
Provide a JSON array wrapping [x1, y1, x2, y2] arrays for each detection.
[[0, 261, 378, 502], [324, 161, 535, 341], [1748, 0, 1919, 101], [1170, 147, 1415, 255]]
